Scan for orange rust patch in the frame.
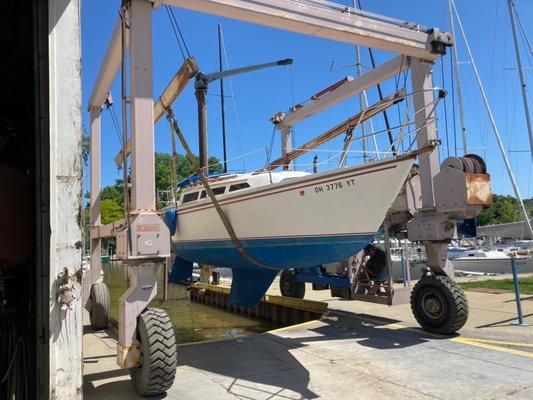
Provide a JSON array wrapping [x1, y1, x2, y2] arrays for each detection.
[[466, 174, 492, 205]]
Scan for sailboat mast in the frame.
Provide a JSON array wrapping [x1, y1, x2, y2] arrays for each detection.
[[507, 0, 533, 160], [218, 23, 228, 173], [353, 0, 368, 163], [447, 0, 468, 154]]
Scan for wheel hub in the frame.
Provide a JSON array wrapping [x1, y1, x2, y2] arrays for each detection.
[[421, 290, 445, 320], [283, 278, 292, 293]]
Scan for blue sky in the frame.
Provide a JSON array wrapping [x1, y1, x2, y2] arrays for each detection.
[[82, 0, 533, 198]]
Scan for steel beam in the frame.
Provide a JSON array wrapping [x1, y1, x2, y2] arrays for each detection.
[[280, 126, 293, 170], [118, 263, 159, 368], [278, 55, 410, 128], [129, 0, 156, 211], [410, 58, 440, 208], [115, 57, 199, 167], [262, 89, 404, 171], [90, 219, 127, 239], [154, 58, 199, 123], [84, 109, 103, 306], [88, 16, 129, 113], [163, 0, 451, 61]]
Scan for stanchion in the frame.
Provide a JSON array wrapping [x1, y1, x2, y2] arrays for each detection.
[[510, 252, 529, 327]]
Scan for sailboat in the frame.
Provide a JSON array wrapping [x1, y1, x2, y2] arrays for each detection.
[[166, 153, 419, 306]]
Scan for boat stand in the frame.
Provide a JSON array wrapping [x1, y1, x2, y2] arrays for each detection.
[[280, 225, 413, 307]]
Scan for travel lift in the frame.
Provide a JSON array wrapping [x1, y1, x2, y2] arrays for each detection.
[[84, 0, 492, 396]]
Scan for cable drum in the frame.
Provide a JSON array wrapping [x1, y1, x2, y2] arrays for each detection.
[[459, 156, 475, 173], [464, 154, 487, 174], [440, 156, 464, 171], [441, 155, 486, 174]]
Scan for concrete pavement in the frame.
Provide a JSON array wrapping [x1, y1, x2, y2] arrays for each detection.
[[267, 277, 533, 343], [84, 283, 533, 400]]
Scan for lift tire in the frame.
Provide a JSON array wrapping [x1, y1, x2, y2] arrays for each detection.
[[280, 269, 305, 299], [89, 282, 110, 331], [130, 308, 177, 397], [410, 275, 469, 335]]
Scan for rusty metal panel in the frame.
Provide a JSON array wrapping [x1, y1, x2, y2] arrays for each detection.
[[465, 173, 492, 205]]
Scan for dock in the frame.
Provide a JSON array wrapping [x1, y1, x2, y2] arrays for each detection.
[[84, 280, 533, 400], [190, 282, 327, 325]]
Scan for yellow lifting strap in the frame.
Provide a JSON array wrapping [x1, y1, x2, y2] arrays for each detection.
[[165, 109, 279, 271]]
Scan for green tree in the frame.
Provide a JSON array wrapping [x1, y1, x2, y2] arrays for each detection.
[[155, 151, 224, 193], [477, 194, 523, 226], [81, 199, 123, 249], [100, 199, 124, 224], [82, 134, 90, 166], [100, 179, 124, 205], [525, 198, 533, 217], [84, 151, 225, 230], [154, 152, 223, 208]]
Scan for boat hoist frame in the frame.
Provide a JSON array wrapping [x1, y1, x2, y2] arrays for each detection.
[[85, 0, 491, 395]]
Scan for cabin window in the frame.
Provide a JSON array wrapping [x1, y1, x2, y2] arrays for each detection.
[[229, 183, 251, 192], [182, 191, 199, 204], [200, 187, 226, 199]]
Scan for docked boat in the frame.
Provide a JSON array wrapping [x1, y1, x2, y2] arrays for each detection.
[[166, 155, 416, 306], [448, 248, 532, 274]]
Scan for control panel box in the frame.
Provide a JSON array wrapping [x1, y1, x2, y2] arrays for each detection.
[[116, 213, 171, 261]]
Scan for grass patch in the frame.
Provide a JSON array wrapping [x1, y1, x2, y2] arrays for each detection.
[[461, 276, 533, 295]]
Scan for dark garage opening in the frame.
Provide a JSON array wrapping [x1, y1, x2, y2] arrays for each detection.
[[0, 1, 49, 398]]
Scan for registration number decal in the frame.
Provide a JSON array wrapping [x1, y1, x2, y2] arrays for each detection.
[[314, 178, 356, 193]]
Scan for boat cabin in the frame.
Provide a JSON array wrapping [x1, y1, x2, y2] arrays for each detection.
[[178, 170, 309, 207]]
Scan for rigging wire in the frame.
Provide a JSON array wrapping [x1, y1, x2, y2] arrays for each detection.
[[451, 0, 533, 237], [393, 56, 408, 150], [449, 46, 458, 156], [164, 5, 186, 61], [512, 1, 533, 57], [289, 64, 296, 153], [164, 5, 191, 60], [439, 56, 451, 158], [266, 125, 277, 166], [105, 102, 124, 145], [120, 7, 131, 219], [219, 28, 247, 171]]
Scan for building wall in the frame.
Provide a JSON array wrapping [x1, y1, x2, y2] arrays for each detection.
[[48, 0, 83, 398]]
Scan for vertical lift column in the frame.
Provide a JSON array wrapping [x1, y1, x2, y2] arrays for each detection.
[[114, 1, 176, 395], [410, 59, 454, 277], [85, 1, 176, 396], [406, 58, 491, 333], [84, 109, 110, 331]]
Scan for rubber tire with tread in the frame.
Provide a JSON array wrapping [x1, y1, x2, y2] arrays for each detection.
[[130, 308, 177, 396], [89, 282, 110, 331], [410, 274, 468, 335], [279, 269, 305, 299]]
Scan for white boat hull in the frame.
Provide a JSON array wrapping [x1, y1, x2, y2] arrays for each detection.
[[169, 157, 415, 306], [174, 158, 414, 247]]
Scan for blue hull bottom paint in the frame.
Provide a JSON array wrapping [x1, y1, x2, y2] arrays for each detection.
[[170, 234, 373, 307]]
